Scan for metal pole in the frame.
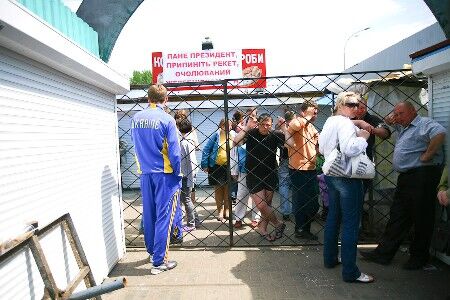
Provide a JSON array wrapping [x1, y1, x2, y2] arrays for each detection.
[[223, 80, 234, 247], [343, 27, 370, 70], [68, 277, 127, 300]]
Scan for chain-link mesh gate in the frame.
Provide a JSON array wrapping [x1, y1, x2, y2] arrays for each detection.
[[117, 69, 428, 248]]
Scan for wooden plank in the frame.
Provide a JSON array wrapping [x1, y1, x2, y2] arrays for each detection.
[[61, 221, 84, 270], [0, 231, 34, 262], [62, 215, 99, 299], [61, 266, 90, 300], [29, 236, 61, 299]]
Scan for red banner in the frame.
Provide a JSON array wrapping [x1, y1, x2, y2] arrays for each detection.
[[152, 49, 266, 90], [151, 52, 163, 84], [241, 49, 266, 89]]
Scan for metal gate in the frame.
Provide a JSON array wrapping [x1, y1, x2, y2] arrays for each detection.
[[117, 70, 428, 248]]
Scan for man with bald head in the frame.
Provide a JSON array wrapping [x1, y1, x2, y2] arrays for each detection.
[[360, 101, 445, 270]]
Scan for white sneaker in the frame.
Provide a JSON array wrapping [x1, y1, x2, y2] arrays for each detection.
[[354, 272, 375, 283], [150, 261, 177, 275]]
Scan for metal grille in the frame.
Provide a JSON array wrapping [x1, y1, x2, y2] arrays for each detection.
[[117, 70, 428, 248]]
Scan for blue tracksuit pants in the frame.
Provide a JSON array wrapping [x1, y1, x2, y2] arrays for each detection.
[[140, 173, 181, 266]]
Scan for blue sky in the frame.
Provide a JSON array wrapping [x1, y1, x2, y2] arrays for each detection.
[[65, 0, 438, 77]]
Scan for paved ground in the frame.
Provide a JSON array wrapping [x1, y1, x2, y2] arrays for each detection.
[[122, 188, 387, 248], [103, 246, 450, 300]]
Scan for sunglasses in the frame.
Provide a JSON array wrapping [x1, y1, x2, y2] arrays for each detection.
[[344, 103, 360, 108]]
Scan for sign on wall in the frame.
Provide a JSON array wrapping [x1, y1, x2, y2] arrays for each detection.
[[152, 49, 266, 90]]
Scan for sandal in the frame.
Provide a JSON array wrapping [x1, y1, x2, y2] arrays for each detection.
[[274, 223, 286, 239], [354, 273, 375, 283], [262, 233, 275, 242], [233, 221, 243, 228], [258, 232, 275, 242], [255, 229, 275, 242]]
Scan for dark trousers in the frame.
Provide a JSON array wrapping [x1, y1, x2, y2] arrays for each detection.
[[375, 166, 442, 263], [290, 169, 319, 232]]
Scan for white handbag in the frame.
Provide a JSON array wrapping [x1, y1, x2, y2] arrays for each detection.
[[322, 144, 375, 179], [350, 151, 375, 179]]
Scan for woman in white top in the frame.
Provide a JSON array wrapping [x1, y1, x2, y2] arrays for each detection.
[[318, 92, 374, 283], [174, 110, 200, 205]]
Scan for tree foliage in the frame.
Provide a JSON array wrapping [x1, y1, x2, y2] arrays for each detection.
[[130, 70, 152, 85]]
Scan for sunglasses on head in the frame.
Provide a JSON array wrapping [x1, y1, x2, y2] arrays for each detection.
[[344, 102, 359, 108]]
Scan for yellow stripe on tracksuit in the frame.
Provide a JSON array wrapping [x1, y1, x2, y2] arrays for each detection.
[[161, 138, 173, 173], [134, 154, 142, 175], [164, 189, 180, 262]]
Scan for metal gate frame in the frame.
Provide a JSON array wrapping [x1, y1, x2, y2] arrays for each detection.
[[117, 69, 428, 248]]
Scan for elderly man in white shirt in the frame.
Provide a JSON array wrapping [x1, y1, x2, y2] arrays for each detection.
[[360, 101, 445, 270]]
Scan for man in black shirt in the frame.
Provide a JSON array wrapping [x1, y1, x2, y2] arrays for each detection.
[[352, 100, 391, 161], [234, 113, 286, 241], [352, 94, 391, 237]]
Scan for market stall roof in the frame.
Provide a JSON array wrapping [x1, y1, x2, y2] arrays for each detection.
[[0, 0, 129, 94]]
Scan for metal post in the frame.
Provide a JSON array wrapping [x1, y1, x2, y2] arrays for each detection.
[[368, 142, 376, 235], [223, 80, 233, 247], [343, 27, 370, 70], [68, 277, 126, 300]]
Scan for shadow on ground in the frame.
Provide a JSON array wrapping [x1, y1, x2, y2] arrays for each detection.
[[103, 246, 449, 300]]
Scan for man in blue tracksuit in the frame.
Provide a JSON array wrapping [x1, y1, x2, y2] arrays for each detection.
[[131, 84, 182, 275]]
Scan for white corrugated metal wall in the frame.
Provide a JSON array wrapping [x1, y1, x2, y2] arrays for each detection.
[[0, 46, 125, 298], [430, 70, 450, 265], [118, 110, 140, 189], [431, 71, 450, 128]]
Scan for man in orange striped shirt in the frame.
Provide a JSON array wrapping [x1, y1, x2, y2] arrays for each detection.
[[287, 102, 320, 240]]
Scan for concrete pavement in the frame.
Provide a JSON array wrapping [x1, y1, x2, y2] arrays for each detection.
[[103, 246, 450, 300]]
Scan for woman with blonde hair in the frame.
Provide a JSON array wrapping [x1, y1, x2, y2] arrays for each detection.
[[319, 91, 374, 283]]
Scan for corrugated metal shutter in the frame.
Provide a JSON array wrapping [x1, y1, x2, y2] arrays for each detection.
[[431, 70, 450, 129], [118, 110, 140, 189], [0, 46, 124, 298], [430, 70, 450, 266], [192, 108, 225, 186]]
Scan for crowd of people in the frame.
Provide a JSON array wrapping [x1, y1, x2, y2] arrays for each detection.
[[131, 84, 448, 282]]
